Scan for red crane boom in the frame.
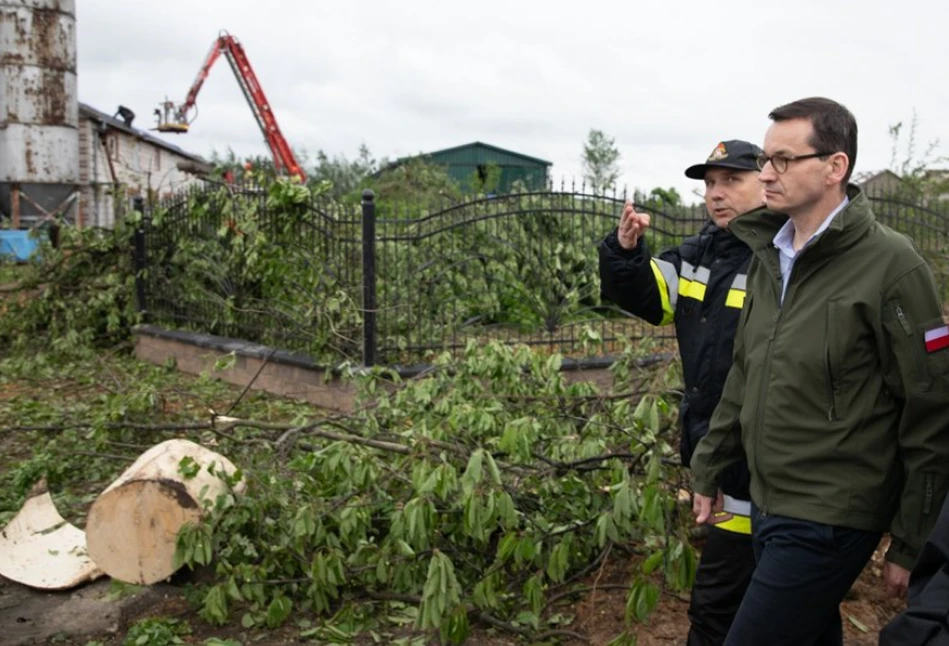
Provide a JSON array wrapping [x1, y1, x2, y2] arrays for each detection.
[[155, 31, 306, 181]]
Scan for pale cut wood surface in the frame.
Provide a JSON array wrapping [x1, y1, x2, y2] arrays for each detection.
[[0, 481, 104, 589], [85, 439, 243, 584]]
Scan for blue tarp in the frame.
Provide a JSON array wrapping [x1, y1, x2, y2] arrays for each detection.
[[0, 230, 39, 262]]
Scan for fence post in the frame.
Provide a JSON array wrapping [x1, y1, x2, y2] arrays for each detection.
[[132, 196, 147, 317], [361, 190, 378, 367]]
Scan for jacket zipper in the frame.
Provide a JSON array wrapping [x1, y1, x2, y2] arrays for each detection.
[[895, 305, 912, 335], [824, 304, 837, 421], [755, 310, 781, 514], [754, 253, 788, 514], [924, 473, 934, 515], [895, 305, 927, 382], [824, 344, 837, 422]]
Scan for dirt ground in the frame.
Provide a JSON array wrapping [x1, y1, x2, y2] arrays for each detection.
[[560, 539, 905, 646]]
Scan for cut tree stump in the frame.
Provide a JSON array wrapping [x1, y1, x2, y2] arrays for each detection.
[[85, 439, 244, 585]]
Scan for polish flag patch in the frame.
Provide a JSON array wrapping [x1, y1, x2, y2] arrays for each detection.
[[925, 325, 949, 353]]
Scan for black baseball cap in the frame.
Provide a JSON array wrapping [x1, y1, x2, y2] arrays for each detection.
[[684, 140, 763, 180]]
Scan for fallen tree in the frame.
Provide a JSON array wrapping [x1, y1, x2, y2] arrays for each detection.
[[0, 258, 691, 645], [163, 339, 694, 644]]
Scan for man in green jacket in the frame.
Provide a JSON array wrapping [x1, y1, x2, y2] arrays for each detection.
[[690, 96, 949, 646]]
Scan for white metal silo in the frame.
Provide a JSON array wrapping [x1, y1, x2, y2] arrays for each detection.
[[0, 0, 79, 229]]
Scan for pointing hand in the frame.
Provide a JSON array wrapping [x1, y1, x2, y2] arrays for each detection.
[[618, 201, 650, 250]]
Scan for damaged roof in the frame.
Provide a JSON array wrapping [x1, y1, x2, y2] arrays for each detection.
[[79, 103, 208, 165]]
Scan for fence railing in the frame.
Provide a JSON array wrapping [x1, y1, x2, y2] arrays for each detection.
[[137, 182, 949, 367]]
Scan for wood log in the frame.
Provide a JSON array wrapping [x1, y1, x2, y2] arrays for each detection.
[[0, 480, 104, 590], [85, 439, 244, 585]]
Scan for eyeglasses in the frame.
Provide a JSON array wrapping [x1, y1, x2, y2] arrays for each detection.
[[755, 151, 835, 174]]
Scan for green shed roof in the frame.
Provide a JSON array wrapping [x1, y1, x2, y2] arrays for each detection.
[[381, 141, 553, 193], [421, 141, 552, 167]]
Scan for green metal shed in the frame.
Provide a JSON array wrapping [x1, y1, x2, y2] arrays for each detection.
[[406, 142, 552, 193]]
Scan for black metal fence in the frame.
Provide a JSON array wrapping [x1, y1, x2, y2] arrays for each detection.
[[137, 182, 949, 367], [140, 183, 364, 361]]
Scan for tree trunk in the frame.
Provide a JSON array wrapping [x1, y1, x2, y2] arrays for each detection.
[[85, 439, 243, 585]]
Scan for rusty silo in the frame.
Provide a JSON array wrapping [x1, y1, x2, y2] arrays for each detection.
[[0, 0, 79, 229]]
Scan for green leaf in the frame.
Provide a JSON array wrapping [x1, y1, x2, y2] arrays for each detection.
[[419, 552, 461, 630], [523, 573, 545, 615], [265, 595, 292, 628], [847, 614, 869, 633], [606, 630, 639, 646], [546, 538, 572, 583], [441, 605, 470, 645], [626, 578, 660, 624], [646, 455, 661, 485], [376, 558, 388, 584], [395, 539, 415, 557], [212, 351, 237, 372], [671, 540, 697, 590], [472, 574, 499, 610], [595, 512, 618, 547], [514, 610, 540, 630], [642, 550, 663, 575], [613, 481, 633, 526], [201, 585, 229, 626], [497, 532, 518, 562], [461, 450, 484, 495], [463, 496, 484, 542], [515, 536, 538, 565], [483, 451, 502, 485], [177, 456, 200, 480]]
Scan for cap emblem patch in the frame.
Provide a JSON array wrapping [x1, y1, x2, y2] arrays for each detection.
[[708, 142, 728, 161]]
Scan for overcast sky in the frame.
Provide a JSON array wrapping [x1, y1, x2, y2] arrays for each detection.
[[76, 0, 948, 203]]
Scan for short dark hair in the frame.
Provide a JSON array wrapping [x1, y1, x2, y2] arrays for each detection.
[[768, 97, 857, 185]]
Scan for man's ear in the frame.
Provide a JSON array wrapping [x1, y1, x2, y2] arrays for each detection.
[[827, 152, 850, 185]]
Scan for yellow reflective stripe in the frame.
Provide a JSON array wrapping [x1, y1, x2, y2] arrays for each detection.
[[712, 513, 752, 535], [678, 262, 709, 302], [725, 289, 746, 309], [691, 281, 707, 301], [679, 279, 707, 302], [649, 259, 677, 325], [678, 278, 691, 297]]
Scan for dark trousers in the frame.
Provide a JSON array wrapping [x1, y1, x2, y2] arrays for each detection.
[[723, 507, 882, 646], [687, 526, 756, 646]]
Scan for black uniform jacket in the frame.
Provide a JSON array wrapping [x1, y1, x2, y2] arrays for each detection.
[[598, 221, 752, 501]]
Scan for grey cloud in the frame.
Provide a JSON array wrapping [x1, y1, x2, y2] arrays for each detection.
[[72, 0, 949, 203]]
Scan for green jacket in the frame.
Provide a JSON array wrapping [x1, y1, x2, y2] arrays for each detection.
[[691, 186, 949, 568]]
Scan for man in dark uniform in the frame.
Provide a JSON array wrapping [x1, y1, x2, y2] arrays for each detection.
[[880, 490, 949, 645], [598, 140, 764, 645]]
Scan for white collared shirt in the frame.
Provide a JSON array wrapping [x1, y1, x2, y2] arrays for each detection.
[[772, 196, 850, 304]]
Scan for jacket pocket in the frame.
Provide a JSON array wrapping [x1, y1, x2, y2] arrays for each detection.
[[923, 471, 935, 515], [824, 301, 844, 421], [914, 471, 938, 548], [894, 305, 932, 389], [740, 291, 754, 328], [733, 291, 754, 353]]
